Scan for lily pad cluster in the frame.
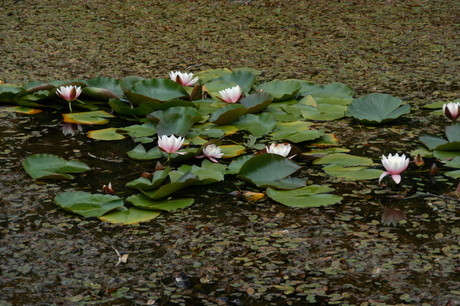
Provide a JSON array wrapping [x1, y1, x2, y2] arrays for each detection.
[[13, 68, 416, 224]]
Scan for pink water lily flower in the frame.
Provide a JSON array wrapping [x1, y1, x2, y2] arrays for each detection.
[[197, 144, 224, 163], [266, 143, 292, 157], [443, 102, 460, 121], [379, 153, 409, 184], [169, 71, 199, 86], [218, 85, 242, 103], [56, 85, 82, 102], [158, 135, 186, 154]]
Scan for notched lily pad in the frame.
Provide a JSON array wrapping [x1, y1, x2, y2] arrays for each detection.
[[238, 154, 303, 189], [87, 128, 126, 141], [209, 104, 247, 125], [63, 110, 116, 125], [127, 194, 194, 211], [98, 207, 161, 225], [266, 185, 342, 208], [347, 93, 410, 124], [255, 80, 301, 101], [54, 191, 124, 217], [23, 154, 90, 179]]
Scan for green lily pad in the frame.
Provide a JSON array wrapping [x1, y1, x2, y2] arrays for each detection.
[[157, 113, 194, 137], [0, 106, 43, 114], [195, 68, 233, 83], [141, 172, 198, 200], [119, 76, 145, 92], [209, 104, 247, 125], [444, 170, 460, 179], [446, 124, 460, 142], [87, 128, 126, 141], [82, 87, 119, 101], [98, 207, 161, 225], [322, 164, 383, 181], [147, 106, 201, 123], [54, 191, 124, 217], [300, 104, 347, 121], [23, 154, 90, 179], [419, 125, 460, 151], [82, 77, 122, 97], [233, 113, 277, 136], [126, 167, 171, 190], [296, 81, 354, 105], [433, 150, 460, 160], [220, 144, 246, 158], [239, 91, 273, 113], [127, 194, 194, 211], [127, 144, 163, 160], [63, 110, 116, 125], [266, 185, 342, 208], [270, 121, 324, 143], [238, 154, 303, 189], [117, 122, 157, 138], [125, 78, 188, 104], [217, 70, 256, 93], [255, 80, 302, 101], [313, 154, 374, 166], [347, 93, 410, 124], [313, 153, 380, 180], [177, 161, 225, 185], [419, 134, 448, 151], [189, 123, 238, 138]]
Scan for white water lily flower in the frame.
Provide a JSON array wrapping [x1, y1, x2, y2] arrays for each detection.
[[266, 143, 291, 157], [218, 85, 242, 103], [379, 153, 409, 184], [200, 144, 224, 163], [157, 135, 185, 154], [443, 102, 460, 121], [169, 71, 199, 86], [56, 85, 82, 102]]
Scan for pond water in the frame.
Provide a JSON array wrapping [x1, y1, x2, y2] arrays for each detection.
[[1, 102, 460, 305]]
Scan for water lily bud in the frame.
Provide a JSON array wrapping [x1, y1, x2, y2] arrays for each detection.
[[443, 102, 460, 121]]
